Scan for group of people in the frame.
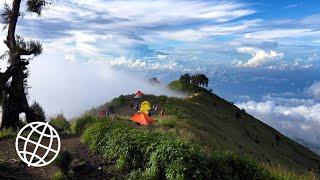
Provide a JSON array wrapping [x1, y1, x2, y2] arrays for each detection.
[[98, 91, 165, 120]]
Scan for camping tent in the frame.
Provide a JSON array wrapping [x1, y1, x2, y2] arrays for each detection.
[[130, 112, 154, 126], [134, 91, 143, 99], [99, 110, 106, 118]]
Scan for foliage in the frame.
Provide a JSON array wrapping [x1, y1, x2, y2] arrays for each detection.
[[73, 115, 98, 135], [0, 128, 16, 140], [30, 101, 46, 122], [52, 171, 67, 180], [82, 120, 277, 179], [111, 95, 127, 106], [0, 3, 11, 24], [26, 0, 47, 15], [263, 163, 317, 180], [157, 116, 177, 128], [49, 114, 70, 135], [15, 35, 43, 56], [54, 150, 73, 174], [208, 152, 273, 179]]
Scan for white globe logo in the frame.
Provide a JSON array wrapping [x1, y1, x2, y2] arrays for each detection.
[[15, 122, 61, 167]]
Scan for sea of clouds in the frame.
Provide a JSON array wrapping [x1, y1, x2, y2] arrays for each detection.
[[236, 82, 320, 154]]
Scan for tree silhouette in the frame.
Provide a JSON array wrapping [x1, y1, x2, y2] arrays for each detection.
[[0, 0, 48, 128], [179, 73, 191, 84], [179, 73, 209, 90]]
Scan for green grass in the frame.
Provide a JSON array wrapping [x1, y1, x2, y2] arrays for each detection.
[[263, 164, 317, 180], [52, 171, 67, 180], [82, 87, 320, 178], [157, 115, 177, 128], [49, 116, 71, 135], [0, 128, 16, 140], [82, 119, 278, 179], [73, 115, 98, 135]]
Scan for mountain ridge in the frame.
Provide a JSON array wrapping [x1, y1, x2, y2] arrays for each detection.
[[87, 80, 320, 176]]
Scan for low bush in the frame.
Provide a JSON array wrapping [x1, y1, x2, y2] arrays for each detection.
[[49, 114, 70, 135], [52, 171, 67, 180], [83, 120, 276, 180], [111, 95, 127, 106], [54, 150, 73, 174], [157, 116, 177, 128], [0, 128, 16, 140], [263, 163, 317, 180], [30, 101, 46, 122], [73, 115, 98, 135]]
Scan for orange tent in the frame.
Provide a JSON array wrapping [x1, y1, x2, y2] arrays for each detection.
[[130, 112, 154, 126]]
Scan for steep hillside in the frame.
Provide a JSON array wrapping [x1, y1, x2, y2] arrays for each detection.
[[88, 82, 320, 176]]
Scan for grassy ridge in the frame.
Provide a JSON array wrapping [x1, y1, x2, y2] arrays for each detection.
[[81, 119, 276, 180]]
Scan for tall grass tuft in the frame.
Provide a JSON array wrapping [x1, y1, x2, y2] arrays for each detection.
[[0, 128, 16, 140]]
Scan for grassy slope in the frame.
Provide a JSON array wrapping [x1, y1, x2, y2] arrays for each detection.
[[86, 81, 320, 177]]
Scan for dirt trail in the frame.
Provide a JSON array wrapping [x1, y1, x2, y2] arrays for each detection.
[[0, 136, 114, 180]]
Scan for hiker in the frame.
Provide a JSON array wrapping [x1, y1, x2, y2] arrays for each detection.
[[130, 103, 134, 110], [160, 109, 165, 116]]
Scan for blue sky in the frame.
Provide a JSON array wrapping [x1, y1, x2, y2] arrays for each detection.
[[1, 0, 320, 153]]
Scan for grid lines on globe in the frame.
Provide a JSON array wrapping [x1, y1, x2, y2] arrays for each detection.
[[16, 122, 61, 167]]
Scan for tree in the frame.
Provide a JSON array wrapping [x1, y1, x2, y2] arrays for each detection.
[[198, 74, 209, 88], [191, 74, 200, 87], [179, 73, 191, 84], [0, 0, 48, 128], [30, 101, 46, 122]]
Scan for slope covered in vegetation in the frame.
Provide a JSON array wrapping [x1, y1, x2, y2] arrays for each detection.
[[80, 79, 320, 179]]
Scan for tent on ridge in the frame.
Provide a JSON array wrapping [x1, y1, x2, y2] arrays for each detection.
[[134, 90, 143, 99], [130, 112, 154, 126], [130, 100, 154, 126]]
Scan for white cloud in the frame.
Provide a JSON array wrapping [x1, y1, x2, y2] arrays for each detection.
[[236, 96, 320, 154], [235, 47, 284, 67], [244, 29, 320, 40], [285, 4, 299, 8], [306, 81, 320, 99], [28, 45, 184, 118], [85, 0, 254, 24], [149, 19, 261, 42], [108, 56, 178, 71], [301, 13, 320, 25], [158, 29, 206, 42]]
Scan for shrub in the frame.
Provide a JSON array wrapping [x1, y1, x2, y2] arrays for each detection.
[[0, 128, 16, 140], [157, 116, 177, 128], [83, 121, 276, 180], [54, 150, 73, 174], [158, 95, 168, 104], [52, 171, 67, 180], [209, 152, 273, 179], [49, 114, 70, 135], [264, 163, 317, 180], [73, 115, 98, 135], [112, 95, 127, 106], [30, 101, 46, 122]]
